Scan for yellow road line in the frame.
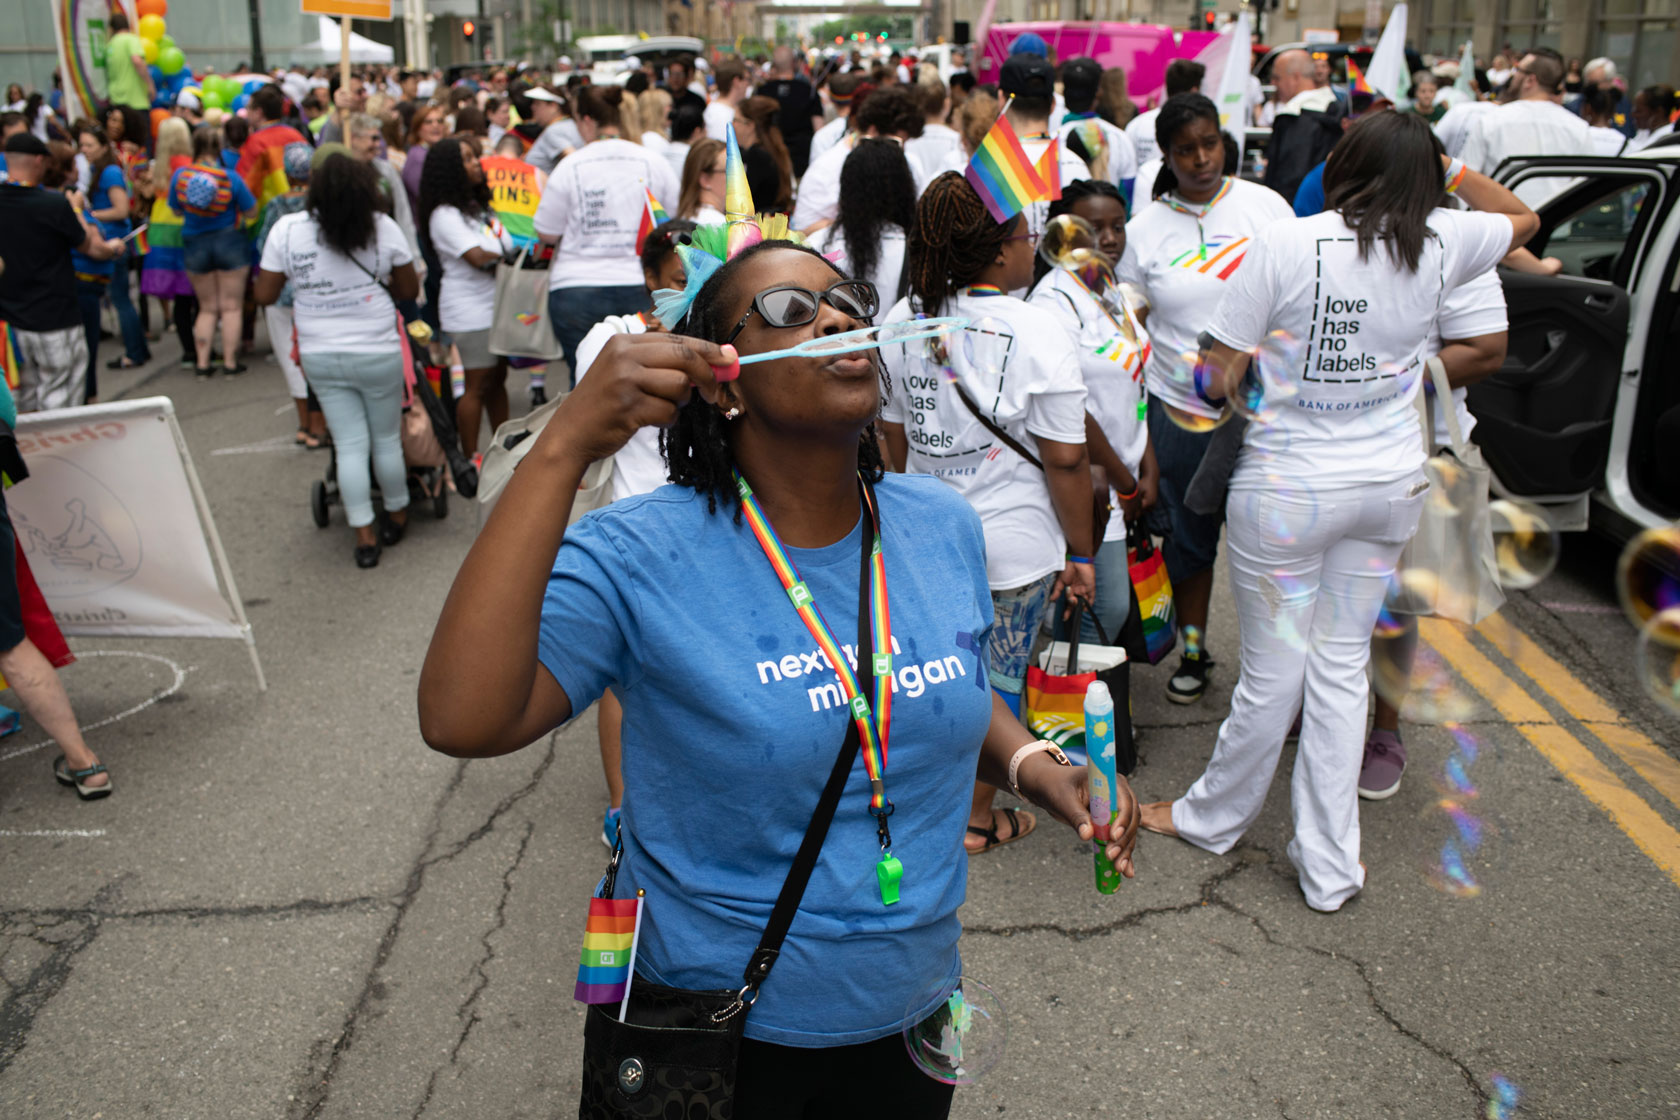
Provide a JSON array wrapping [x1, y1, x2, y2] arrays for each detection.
[[1423, 620, 1680, 888], [1476, 619, 1680, 814]]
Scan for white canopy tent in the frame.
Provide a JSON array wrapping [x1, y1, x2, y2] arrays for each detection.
[[289, 16, 395, 65]]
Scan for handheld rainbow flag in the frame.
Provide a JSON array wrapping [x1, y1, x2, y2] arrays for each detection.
[[964, 108, 1051, 223], [574, 894, 643, 1010], [0, 323, 18, 392], [1033, 137, 1064, 204], [1345, 57, 1374, 96], [634, 188, 670, 254]]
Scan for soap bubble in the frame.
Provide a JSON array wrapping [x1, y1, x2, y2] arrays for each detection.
[[1038, 213, 1109, 273], [1635, 607, 1680, 715], [1616, 526, 1680, 629], [957, 315, 1015, 380], [902, 977, 1007, 1086], [1423, 455, 1468, 516], [1157, 349, 1233, 433], [1420, 724, 1501, 897], [1373, 637, 1475, 723], [1488, 499, 1560, 590], [1232, 330, 1303, 425], [1485, 1074, 1521, 1119]]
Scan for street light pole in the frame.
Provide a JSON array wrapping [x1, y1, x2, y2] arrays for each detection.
[[248, 0, 267, 71]]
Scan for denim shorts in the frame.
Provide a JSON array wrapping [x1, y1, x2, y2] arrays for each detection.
[[1146, 396, 1227, 586], [183, 224, 250, 274], [987, 573, 1057, 695]]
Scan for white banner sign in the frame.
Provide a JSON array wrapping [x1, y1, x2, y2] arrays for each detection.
[[9, 399, 264, 687]]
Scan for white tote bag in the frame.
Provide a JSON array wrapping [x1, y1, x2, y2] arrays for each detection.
[[475, 392, 614, 525]]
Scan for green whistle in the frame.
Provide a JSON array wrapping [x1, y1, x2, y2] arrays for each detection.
[[877, 854, 903, 905]]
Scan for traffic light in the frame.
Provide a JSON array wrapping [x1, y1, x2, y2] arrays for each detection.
[[463, 19, 476, 42], [1203, 9, 1217, 28]]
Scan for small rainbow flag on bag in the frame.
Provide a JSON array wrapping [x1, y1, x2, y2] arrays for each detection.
[[964, 110, 1051, 223], [574, 894, 643, 1007], [634, 188, 669, 254]]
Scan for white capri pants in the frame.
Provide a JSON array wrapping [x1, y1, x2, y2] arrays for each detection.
[[1171, 472, 1427, 911], [264, 304, 309, 400]]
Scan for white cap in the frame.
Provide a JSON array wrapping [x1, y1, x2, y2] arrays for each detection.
[[693, 57, 710, 71], [558, 55, 573, 66], [524, 87, 563, 103], [625, 55, 642, 69], [176, 87, 202, 111]]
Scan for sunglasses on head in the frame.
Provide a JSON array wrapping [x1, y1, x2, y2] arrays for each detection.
[[723, 280, 880, 346]]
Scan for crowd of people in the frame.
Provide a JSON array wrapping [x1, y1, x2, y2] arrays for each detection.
[[0, 29, 1651, 1113]]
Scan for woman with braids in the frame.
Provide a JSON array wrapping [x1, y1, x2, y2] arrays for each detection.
[[419, 135, 513, 457], [805, 138, 915, 324], [255, 154, 419, 569], [1028, 179, 1156, 646], [876, 172, 1097, 857], [1138, 112, 1538, 912], [1116, 93, 1293, 705], [420, 232, 1137, 1114]]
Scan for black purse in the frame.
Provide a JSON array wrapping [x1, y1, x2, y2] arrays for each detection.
[[578, 500, 878, 1119]]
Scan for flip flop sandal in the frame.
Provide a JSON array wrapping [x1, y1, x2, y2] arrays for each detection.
[[965, 806, 1035, 854], [52, 755, 113, 801], [295, 428, 311, 446]]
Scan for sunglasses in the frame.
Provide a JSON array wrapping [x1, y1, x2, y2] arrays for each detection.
[[723, 280, 880, 346]]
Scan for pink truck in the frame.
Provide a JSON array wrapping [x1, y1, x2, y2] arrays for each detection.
[[975, 22, 1225, 109]]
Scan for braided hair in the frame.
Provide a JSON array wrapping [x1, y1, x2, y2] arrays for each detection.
[[662, 240, 887, 514], [1151, 92, 1220, 201], [907, 171, 1015, 317], [1030, 178, 1126, 287]]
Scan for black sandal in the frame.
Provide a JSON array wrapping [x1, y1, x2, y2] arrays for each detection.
[[52, 755, 113, 800], [964, 806, 1036, 854]]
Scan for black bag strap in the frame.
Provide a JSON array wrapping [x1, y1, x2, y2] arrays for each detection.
[[951, 380, 1044, 471], [740, 479, 878, 996]]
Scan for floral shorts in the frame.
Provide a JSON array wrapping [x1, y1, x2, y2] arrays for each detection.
[[987, 573, 1057, 695]]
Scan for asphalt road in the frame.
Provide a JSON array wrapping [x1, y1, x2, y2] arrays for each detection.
[[1, 329, 1676, 1120]]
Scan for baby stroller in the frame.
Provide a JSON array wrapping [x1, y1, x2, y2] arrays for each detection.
[[310, 323, 479, 528]]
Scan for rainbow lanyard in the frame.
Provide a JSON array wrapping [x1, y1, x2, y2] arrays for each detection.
[[1160, 176, 1234, 261], [1068, 270, 1150, 380], [735, 469, 904, 904], [966, 284, 1007, 297]]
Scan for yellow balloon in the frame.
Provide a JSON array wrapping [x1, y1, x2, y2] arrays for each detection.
[[141, 37, 159, 64], [138, 14, 167, 41]]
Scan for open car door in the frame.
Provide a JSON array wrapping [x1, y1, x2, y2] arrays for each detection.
[[1472, 156, 1676, 524]]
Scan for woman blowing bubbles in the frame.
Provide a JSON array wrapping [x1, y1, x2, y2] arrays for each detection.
[[419, 224, 1138, 1112]]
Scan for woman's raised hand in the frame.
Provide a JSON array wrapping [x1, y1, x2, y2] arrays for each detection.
[[542, 333, 734, 465]]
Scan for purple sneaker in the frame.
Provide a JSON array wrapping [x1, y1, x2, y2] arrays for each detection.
[[1358, 729, 1406, 800]]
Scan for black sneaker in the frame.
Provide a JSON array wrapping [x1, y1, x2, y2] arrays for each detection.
[[1166, 650, 1215, 704], [530, 386, 548, 407]]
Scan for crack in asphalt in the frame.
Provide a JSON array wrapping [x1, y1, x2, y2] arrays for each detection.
[[0, 883, 123, 1075], [413, 819, 538, 1120], [291, 735, 556, 1120], [966, 849, 1495, 1114], [0, 894, 389, 926]]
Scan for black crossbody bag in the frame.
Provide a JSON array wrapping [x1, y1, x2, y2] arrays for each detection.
[[578, 503, 877, 1118]]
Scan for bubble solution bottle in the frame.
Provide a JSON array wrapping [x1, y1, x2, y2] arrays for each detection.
[[1086, 680, 1124, 894]]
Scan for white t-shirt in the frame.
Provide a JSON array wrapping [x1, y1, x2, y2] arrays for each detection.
[[1205, 208, 1516, 490], [1117, 177, 1294, 419], [1134, 158, 1163, 202], [573, 312, 665, 501], [533, 138, 680, 290], [1459, 100, 1594, 206], [1590, 126, 1631, 157], [904, 123, 964, 183], [792, 136, 935, 232], [703, 100, 735, 142], [1433, 100, 1498, 159], [641, 130, 671, 157], [526, 118, 585, 174], [1634, 122, 1675, 150], [664, 140, 691, 182], [428, 205, 506, 333], [1427, 267, 1507, 447], [806, 223, 906, 324], [809, 115, 848, 164], [1028, 269, 1151, 544], [1058, 115, 1139, 191], [693, 203, 725, 225], [878, 291, 1089, 589], [258, 211, 413, 355], [1126, 108, 1161, 166]]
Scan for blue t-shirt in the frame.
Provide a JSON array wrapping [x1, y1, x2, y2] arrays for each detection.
[[1293, 160, 1327, 216], [539, 475, 995, 1047], [167, 164, 256, 238], [89, 163, 130, 238]]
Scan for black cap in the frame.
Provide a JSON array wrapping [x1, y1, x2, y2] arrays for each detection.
[[1000, 55, 1054, 99], [3, 132, 47, 156], [1060, 58, 1102, 97]]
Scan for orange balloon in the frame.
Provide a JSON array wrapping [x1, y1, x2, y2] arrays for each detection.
[[150, 107, 170, 139], [136, 0, 168, 18]]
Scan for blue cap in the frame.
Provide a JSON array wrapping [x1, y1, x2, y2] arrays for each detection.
[[1007, 32, 1050, 59]]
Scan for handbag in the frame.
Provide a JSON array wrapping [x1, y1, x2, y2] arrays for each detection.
[[489, 245, 564, 361], [950, 382, 1111, 545], [1117, 537, 1177, 666], [578, 512, 877, 1119], [476, 392, 613, 524], [1025, 606, 1135, 774], [1392, 357, 1506, 625]]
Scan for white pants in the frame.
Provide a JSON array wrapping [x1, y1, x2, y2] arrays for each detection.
[[1172, 472, 1427, 911], [264, 305, 308, 400]]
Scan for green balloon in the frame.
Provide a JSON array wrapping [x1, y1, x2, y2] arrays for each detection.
[[200, 88, 223, 109], [219, 77, 240, 100], [159, 34, 175, 50], [158, 46, 185, 76]]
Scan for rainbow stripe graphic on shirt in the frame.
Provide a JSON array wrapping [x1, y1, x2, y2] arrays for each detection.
[[1169, 235, 1250, 279], [574, 895, 642, 1005]]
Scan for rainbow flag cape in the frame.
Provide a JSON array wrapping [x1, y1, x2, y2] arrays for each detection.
[[1034, 137, 1064, 203], [1346, 58, 1374, 96], [0, 323, 18, 392], [482, 155, 543, 249], [635, 188, 669, 254], [234, 125, 309, 234], [574, 895, 643, 1006], [964, 111, 1051, 223]]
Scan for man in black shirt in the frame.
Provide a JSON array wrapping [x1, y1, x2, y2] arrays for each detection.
[[763, 47, 823, 177], [0, 133, 125, 411]]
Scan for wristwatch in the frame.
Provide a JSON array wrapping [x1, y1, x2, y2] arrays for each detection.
[[1008, 739, 1073, 799]]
